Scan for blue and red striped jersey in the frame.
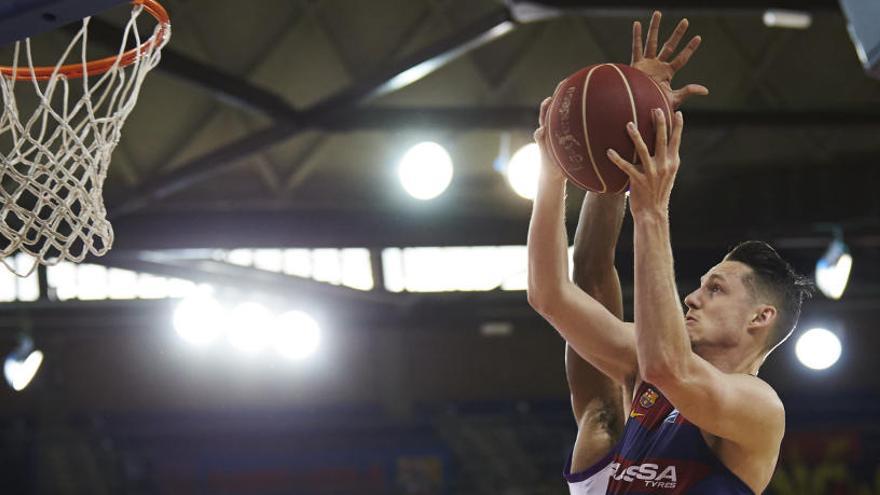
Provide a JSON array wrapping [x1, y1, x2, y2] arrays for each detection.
[[565, 381, 754, 494]]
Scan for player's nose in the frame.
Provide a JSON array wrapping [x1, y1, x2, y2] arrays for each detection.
[[683, 289, 700, 310]]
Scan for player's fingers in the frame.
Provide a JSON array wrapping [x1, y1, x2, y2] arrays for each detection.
[[606, 148, 641, 179], [669, 35, 702, 71], [533, 128, 546, 156], [645, 11, 661, 58], [632, 21, 644, 63], [539, 97, 552, 127], [626, 121, 654, 174], [670, 110, 684, 157], [658, 18, 688, 61], [654, 109, 667, 162]]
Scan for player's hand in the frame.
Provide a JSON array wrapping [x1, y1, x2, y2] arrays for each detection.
[[534, 96, 566, 183], [606, 109, 683, 217], [631, 11, 708, 110]]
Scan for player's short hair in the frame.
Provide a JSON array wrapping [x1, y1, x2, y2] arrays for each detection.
[[724, 240, 815, 353]]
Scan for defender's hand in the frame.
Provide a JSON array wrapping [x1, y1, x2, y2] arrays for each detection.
[[606, 109, 683, 217], [632, 11, 708, 109]]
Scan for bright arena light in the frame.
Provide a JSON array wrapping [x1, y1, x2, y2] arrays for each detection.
[[398, 141, 453, 200], [507, 143, 541, 200], [795, 327, 842, 370], [763, 10, 812, 29], [272, 310, 321, 360], [4, 348, 43, 392], [227, 302, 274, 354], [173, 292, 226, 345], [815, 238, 852, 300]]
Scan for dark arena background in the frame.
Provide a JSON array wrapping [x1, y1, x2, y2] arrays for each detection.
[[0, 0, 878, 493]]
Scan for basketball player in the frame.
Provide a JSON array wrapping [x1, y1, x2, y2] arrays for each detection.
[[529, 12, 813, 494], [561, 10, 709, 487]]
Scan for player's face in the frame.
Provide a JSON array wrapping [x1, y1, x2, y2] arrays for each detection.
[[682, 261, 757, 353]]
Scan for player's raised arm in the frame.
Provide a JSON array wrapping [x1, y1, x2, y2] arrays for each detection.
[[527, 98, 638, 387]]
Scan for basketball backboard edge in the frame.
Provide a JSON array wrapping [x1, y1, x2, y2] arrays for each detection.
[[0, 0, 128, 47]]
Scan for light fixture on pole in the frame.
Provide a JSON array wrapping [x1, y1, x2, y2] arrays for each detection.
[[4, 335, 43, 392], [815, 229, 852, 300]]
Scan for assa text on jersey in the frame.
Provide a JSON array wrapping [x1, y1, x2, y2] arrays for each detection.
[[609, 462, 677, 489]]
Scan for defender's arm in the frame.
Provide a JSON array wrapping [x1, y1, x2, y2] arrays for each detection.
[[567, 191, 629, 426]]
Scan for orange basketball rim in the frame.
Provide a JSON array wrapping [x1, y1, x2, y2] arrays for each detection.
[[0, 0, 170, 81]]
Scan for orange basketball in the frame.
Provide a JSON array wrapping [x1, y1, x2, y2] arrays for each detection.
[[546, 63, 671, 193]]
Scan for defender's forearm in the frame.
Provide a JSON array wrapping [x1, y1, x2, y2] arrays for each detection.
[[632, 212, 690, 382], [572, 193, 627, 268], [567, 192, 627, 422], [572, 192, 626, 318]]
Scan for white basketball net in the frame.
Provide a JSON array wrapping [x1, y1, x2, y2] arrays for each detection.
[[0, 3, 169, 276]]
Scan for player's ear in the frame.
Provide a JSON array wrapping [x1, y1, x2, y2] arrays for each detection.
[[748, 305, 777, 331]]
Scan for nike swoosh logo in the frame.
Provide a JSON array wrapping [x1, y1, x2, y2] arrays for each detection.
[[630, 412, 645, 417]]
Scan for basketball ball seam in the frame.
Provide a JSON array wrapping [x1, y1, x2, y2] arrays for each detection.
[[609, 64, 638, 194], [609, 64, 639, 166], [581, 64, 607, 193]]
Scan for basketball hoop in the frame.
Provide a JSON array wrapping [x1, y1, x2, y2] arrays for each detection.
[[0, 0, 170, 276]]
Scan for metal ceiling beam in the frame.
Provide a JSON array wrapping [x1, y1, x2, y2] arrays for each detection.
[[108, 7, 516, 217], [319, 107, 880, 130], [87, 6, 847, 131], [104, 208, 880, 251], [96, 1, 853, 218], [109, 209, 529, 250], [85, 18, 301, 120], [102, 152, 880, 251], [102, 0, 857, 218], [505, 0, 839, 15]]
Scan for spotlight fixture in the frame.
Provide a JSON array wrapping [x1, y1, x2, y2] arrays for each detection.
[[4, 336, 43, 392], [763, 10, 812, 29], [815, 232, 852, 300]]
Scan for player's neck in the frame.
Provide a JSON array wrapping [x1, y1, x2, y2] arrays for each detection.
[[694, 343, 763, 375]]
